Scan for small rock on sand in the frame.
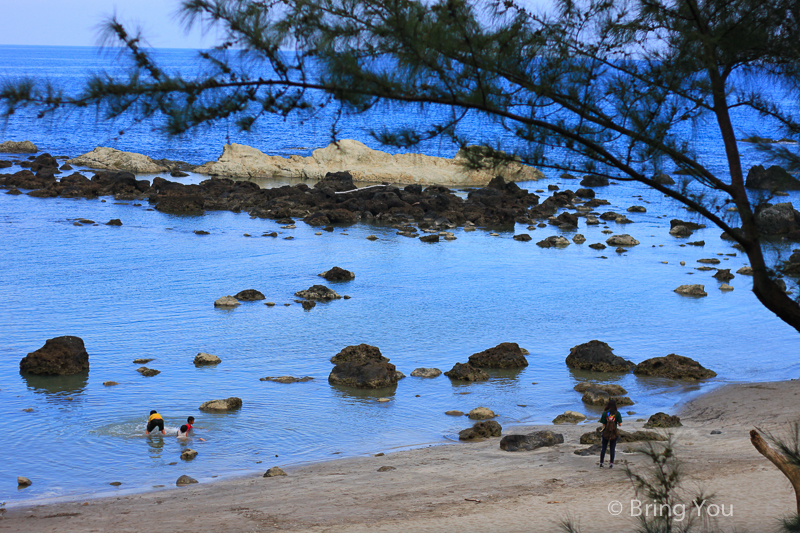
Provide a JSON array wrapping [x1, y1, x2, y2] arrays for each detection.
[[552, 411, 587, 424], [264, 467, 287, 477], [377, 466, 396, 472]]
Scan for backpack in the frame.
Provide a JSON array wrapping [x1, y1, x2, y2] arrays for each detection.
[[602, 412, 619, 440]]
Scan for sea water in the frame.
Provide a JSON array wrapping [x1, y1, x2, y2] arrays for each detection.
[[0, 45, 798, 505]]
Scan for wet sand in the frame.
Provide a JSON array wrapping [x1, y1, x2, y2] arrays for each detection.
[[4, 379, 800, 532]]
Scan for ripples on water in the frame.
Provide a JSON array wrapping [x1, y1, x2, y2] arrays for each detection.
[[0, 45, 799, 505]]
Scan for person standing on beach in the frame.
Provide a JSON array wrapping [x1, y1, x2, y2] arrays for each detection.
[[599, 399, 622, 468], [146, 410, 165, 435]]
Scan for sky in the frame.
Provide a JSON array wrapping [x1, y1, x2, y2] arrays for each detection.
[[0, 0, 552, 49], [0, 0, 217, 49]]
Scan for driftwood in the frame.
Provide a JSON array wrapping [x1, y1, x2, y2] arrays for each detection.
[[750, 428, 800, 514], [334, 184, 393, 195]]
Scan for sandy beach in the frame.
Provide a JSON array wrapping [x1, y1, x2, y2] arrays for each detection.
[[4, 379, 800, 533]]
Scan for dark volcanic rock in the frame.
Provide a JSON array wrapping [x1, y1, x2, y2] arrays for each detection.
[[670, 219, 706, 230], [105, 219, 123, 226], [745, 165, 800, 191], [513, 233, 532, 242], [565, 340, 635, 373], [319, 266, 355, 281], [420, 234, 439, 243], [328, 344, 397, 389], [444, 362, 490, 382], [19, 336, 89, 375], [459, 420, 503, 441], [500, 431, 564, 451], [468, 342, 529, 369], [643, 412, 682, 428], [234, 289, 266, 301], [634, 354, 716, 380], [713, 269, 734, 282]]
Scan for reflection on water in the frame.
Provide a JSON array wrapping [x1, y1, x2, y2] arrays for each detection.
[[146, 434, 165, 458], [329, 383, 398, 402], [21, 371, 88, 397]]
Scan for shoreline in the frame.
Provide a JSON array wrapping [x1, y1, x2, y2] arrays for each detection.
[[5, 378, 800, 532]]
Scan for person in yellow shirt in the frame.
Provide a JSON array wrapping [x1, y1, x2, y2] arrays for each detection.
[[146, 410, 165, 435]]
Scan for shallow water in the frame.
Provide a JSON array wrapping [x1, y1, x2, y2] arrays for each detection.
[[0, 45, 799, 506]]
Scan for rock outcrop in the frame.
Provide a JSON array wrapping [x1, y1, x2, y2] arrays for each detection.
[[199, 397, 243, 411], [318, 266, 355, 281], [444, 362, 490, 381], [67, 147, 170, 173], [745, 165, 800, 191], [234, 289, 266, 301], [195, 140, 544, 186], [634, 354, 717, 380], [0, 140, 37, 153], [194, 352, 221, 366], [328, 344, 397, 388], [756, 203, 800, 235], [467, 342, 529, 368], [500, 431, 564, 451], [19, 336, 89, 375], [643, 412, 682, 428], [295, 285, 342, 301], [565, 340, 635, 373], [459, 420, 502, 440]]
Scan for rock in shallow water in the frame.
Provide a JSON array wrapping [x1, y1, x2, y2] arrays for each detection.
[[264, 467, 287, 477], [295, 285, 341, 301], [410, 367, 442, 378], [444, 362, 489, 382], [634, 353, 716, 380], [674, 284, 707, 297], [181, 449, 198, 460], [199, 397, 243, 411], [194, 352, 221, 366], [19, 336, 89, 376], [459, 420, 502, 440], [176, 475, 198, 486], [467, 407, 496, 420], [318, 266, 355, 281], [214, 295, 240, 307], [18, 476, 32, 487], [565, 340, 635, 373], [468, 342, 528, 369]]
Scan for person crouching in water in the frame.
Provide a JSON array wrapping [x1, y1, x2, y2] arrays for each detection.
[[599, 399, 622, 468], [146, 410, 165, 435]]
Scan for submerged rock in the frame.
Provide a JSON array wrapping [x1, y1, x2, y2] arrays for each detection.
[[467, 342, 528, 368], [565, 340, 635, 373], [634, 354, 717, 380], [500, 431, 564, 451], [19, 336, 89, 375], [260, 376, 314, 383]]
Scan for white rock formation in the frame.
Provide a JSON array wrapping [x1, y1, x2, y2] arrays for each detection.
[[68, 147, 169, 173], [195, 139, 544, 186]]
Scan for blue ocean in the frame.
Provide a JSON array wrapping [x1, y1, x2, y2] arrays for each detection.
[[0, 45, 798, 506]]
